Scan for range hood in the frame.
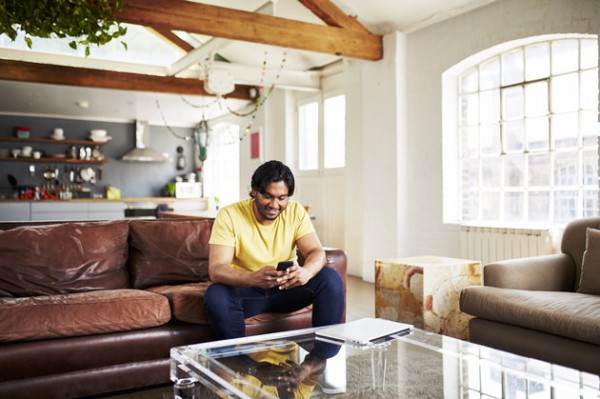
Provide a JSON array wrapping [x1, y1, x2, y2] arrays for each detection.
[[121, 121, 169, 162]]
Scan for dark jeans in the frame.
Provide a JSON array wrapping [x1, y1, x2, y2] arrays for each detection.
[[204, 266, 345, 340]]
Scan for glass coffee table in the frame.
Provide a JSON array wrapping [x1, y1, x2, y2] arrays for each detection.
[[171, 325, 599, 398]]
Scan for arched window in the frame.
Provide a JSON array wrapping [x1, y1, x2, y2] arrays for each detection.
[[443, 35, 599, 227]]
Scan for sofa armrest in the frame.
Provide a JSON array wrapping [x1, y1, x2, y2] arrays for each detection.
[[483, 253, 575, 291], [324, 247, 347, 275]]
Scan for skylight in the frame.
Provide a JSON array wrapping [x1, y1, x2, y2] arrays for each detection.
[[0, 24, 185, 67]]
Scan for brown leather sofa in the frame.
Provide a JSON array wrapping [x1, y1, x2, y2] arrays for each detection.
[[460, 218, 600, 375], [0, 218, 347, 398]]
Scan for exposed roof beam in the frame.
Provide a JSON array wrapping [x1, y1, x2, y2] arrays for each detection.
[[0, 59, 253, 100], [297, 0, 370, 33], [167, 1, 275, 77], [117, 0, 382, 61], [149, 26, 195, 52]]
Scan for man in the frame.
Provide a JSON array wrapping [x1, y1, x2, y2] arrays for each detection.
[[205, 160, 344, 339]]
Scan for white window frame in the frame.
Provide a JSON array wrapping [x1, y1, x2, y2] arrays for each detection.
[[295, 90, 346, 176], [442, 34, 599, 228]]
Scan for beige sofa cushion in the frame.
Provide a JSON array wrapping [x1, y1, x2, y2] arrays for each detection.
[[0, 220, 129, 297], [460, 286, 600, 346], [578, 228, 600, 295], [0, 289, 171, 342], [129, 219, 213, 289]]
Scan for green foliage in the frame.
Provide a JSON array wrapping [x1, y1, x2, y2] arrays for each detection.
[[0, 0, 128, 55]]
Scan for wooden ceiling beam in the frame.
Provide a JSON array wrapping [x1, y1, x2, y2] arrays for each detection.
[[149, 26, 195, 52], [117, 0, 382, 61], [297, 0, 370, 33], [0, 59, 253, 100]]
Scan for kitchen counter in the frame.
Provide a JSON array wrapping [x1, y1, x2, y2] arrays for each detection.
[[0, 197, 208, 203], [0, 197, 210, 222], [159, 210, 218, 219]]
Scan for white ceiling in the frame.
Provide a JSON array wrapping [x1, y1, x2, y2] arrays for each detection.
[[0, 0, 496, 127]]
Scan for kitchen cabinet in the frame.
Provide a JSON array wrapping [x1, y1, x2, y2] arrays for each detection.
[[0, 137, 108, 164], [0, 201, 125, 221], [0, 202, 30, 221]]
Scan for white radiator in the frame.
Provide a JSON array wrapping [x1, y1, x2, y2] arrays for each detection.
[[460, 226, 554, 265]]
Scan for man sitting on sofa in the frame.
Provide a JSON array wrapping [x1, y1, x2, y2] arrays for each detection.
[[204, 160, 344, 339]]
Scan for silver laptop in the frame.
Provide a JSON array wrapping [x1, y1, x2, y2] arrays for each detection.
[[316, 317, 412, 345]]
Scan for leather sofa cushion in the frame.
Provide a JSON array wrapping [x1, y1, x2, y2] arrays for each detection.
[[148, 283, 312, 326], [461, 286, 600, 345], [0, 289, 171, 342], [148, 282, 211, 324], [0, 220, 129, 297], [129, 219, 213, 289]]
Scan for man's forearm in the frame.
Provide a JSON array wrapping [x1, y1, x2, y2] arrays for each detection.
[[301, 248, 327, 278]]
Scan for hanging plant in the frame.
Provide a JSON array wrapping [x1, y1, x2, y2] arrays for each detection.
[[0, 0, 128, 56]]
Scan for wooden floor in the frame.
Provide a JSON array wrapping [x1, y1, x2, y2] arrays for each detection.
[[345, 275, 375, 321]]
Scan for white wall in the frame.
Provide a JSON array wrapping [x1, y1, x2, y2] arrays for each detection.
[[254, 0, 600, 281], [401, 0, 599, 264]]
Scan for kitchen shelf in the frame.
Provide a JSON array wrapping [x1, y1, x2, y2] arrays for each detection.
[[0, 157, 107, 164], [0, 137, 109, 145]]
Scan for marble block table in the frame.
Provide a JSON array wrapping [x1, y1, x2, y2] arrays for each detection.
[[375, 256, 481, 340]]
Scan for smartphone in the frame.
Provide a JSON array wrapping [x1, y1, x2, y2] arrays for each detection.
[[276, 261, 294, 271]]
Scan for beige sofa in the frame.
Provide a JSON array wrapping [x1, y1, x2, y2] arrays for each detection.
[[460, 218, 600, 375]]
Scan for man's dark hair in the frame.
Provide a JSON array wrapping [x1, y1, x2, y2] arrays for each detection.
[[250, 160, 295, 197]]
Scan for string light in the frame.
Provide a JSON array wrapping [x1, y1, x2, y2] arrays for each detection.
[[155, 98, 190, 141], [228, 51, 287, 141], [158, 51, 287, 142]]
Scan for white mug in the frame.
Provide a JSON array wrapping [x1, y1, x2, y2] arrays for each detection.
[[53, 128, 64, 138]]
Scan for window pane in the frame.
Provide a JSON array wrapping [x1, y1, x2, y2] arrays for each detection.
[[504, 155, 525, 187], [480, 124, 501, 156], [551, 73, 579, 113], [481, 157, 501, 187], [552, 39, 579, 74], [324, 95, 345, 169], [554, 151, 579, 186], [582, 149, 598, 186], [504, 120, 525, 153], [481, 191, 501, 221], [583, 190, 599, 217], [501, 49, 524, 86], [554, 190, 578, 223], [480, 89, 500, 123], [480, 57, 500, 90], [526, 117, 549, 151], [462, 191, 479, 221], [461, 68, 479, 93], [502, 86, 524, 120], [528, 153, 552, 187], [581, 110, 600, 147], [580, 69, 599, 110], [504, 191, 524, 222], [462, 159, 480, 190], [581, 39, 598, 69], [460, 94, 479, 126], [298, 102, 319, 171], [552, 112, 578, 149], [462, 126, 479, 158], [525, 42, 550, 80], [528, 191, 550, 223], [525, 81, 548, 117]]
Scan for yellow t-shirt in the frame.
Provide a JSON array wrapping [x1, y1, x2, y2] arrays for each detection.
[[208, 198, 314, 272]]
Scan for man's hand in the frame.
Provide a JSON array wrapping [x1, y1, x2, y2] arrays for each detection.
[[250, 266, 284, 289], [276, 264, 313, 290]]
